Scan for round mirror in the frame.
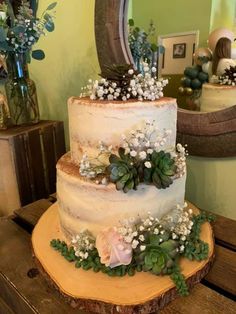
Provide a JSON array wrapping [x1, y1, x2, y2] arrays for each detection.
[[95, 0, 236, 158]]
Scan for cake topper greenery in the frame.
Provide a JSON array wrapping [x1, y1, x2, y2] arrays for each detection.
[[79, 122, 187, 193], [0, 0, 57, 62], [128, 19, 164, 72], [81, 63, 168, 101], [51, 204, 215, 296]]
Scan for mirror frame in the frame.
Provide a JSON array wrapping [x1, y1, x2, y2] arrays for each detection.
[[94, 0, 236, 158]]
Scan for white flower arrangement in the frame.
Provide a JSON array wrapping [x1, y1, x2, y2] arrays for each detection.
[[81, 63, 168, 101], [79, 122, 187, 190]]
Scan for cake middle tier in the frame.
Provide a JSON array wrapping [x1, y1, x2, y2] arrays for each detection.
[[68, 97, 177, 165], [57, 154, 186, 239]]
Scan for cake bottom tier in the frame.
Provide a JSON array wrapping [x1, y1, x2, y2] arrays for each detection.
[[57, 154, 186, 239], [31, 202, 214, 314]]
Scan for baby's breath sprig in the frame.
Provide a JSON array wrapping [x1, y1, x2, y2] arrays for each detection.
[[81, 63, 168, 101]]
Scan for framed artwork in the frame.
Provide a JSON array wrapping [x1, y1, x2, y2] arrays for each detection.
[[173, 43, 186, 58], [158, 31, 199, 75]]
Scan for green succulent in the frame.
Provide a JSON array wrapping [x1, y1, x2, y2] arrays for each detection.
[[136, 237, 179, 275], [107, 147, 139, 193], [144, 150, 176, 189], [100, 63, 135, 83]]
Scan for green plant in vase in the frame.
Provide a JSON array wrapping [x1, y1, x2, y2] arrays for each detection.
[[0, 0, 56, 125]]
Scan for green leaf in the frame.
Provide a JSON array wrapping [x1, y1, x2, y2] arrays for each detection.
[[12, 25, 25, 35], [152, 263, 162, 275], [0, 41, 13, 52], [0, 28, 6, 42], [151, 43, 158, 52], [45, 21, 55, 32], [32, 49, 45, 60], [46, 2, 57, 10], [128, 18, 134, 26]]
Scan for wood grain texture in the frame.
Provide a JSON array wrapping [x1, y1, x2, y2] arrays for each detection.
[[212, 214, 236, 251], [95, 0, 132, 76], [0, 219, 83, 314], [14, 199, 53, 228], [0, 297, 15, 314], [177, 106, 236, 157], [160, 284, 236, 314], [0, 120, 66, 207], [32, 203, 214, 314], [176, 131, 236, 157], [204, 245, 236, 296]]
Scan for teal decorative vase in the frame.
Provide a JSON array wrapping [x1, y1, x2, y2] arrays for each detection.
[[4, 52, 39, 126]]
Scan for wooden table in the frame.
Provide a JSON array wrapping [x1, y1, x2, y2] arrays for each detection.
[[0, 198, 235, 314]]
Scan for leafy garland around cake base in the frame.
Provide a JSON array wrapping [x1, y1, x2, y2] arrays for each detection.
[[51, 206, 215, 296]]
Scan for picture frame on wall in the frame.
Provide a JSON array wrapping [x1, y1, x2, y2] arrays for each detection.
[[173, 43, 186, 59]]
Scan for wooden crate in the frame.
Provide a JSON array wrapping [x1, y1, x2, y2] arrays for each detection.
[[0, 121, 65, 215]]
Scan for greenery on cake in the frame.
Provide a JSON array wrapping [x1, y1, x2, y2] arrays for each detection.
[[50, 205, 215, 296], [79, 121, 186, 193], [218, 65, 236, 86], [81, 63, 168, 101]]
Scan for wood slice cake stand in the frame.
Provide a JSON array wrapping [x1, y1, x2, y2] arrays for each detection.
[[32, 202, 214, 314]]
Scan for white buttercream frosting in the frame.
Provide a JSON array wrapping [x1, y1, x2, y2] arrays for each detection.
[[57, 154, 186, 238], [68, 97, 177, 165], [200, 83, 236, 112]]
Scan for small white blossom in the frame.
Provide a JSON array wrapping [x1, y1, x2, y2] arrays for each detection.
[[144, 161, 152, 168]]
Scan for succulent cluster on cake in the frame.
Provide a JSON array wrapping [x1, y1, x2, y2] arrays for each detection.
[[79, 122, 186, 193], [81, 63, 168, 101]]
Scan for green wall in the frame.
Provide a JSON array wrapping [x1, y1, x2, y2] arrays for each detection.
[[132, 0, 212, 47], [210, 0, 236, 32], [30, 0, 100, 147]]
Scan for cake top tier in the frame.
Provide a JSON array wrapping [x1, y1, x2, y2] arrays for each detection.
[[68, 97, 177, 167]]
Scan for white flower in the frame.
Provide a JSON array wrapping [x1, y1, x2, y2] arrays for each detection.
[[139, 235, 145, 241], [140, 245, 146, 251], [107, 94, 114, 101], [147, 148, 153, 154], [139, 226, 144, 231], [130, 79, 136, 87], [139, 151, 147, 160], [144, 161, 152, 168], [128, 69, 134, 75], [154, 228, 159, 234], [132, 239, 139, 249], [130, 150, 137, 157], [151, 67, 157, 73], [122, 96, 127, 101]]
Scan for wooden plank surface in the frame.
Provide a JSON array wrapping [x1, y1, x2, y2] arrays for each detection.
[[212, 215, 236, 251], [204, 245, 236, 297], [160, 284, 236, 314], [0, 297, 15, 314], [12, 134, 33, 205], [27, 128, 47, 200], [54, 121, 66, 159], [14, 199, 53, 228], [42, 124, 57, 194], [0, 219, 84, 314]]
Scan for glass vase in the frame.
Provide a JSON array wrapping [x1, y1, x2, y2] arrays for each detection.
[[4, 52, 39, 126]]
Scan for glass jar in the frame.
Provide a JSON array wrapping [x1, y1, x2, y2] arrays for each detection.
[[4, 52, 39, 125]]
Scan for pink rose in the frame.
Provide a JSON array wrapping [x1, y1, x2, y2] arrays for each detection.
[[96, 227, 132, 268]]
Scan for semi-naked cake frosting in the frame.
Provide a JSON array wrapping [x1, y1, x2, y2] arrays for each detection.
[[57, 97, 186, 240], [200, 83, 236, 112]]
